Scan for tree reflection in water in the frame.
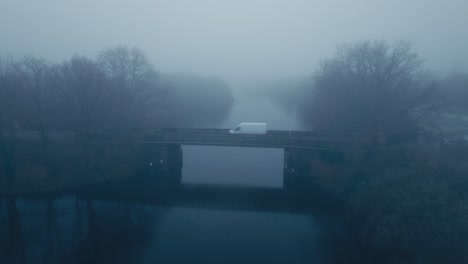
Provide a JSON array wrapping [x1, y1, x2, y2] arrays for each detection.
[[1, 198, 26, 263], [0, 196, 167, 264]]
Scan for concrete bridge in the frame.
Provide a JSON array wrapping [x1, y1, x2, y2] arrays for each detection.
[[130, 128, 358, 149], [85, 128, 360, 149], [84, 128, 360, 191], [11, 128, 361, 191]]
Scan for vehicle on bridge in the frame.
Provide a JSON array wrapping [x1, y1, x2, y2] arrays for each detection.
[[229, 123, 267, 135]]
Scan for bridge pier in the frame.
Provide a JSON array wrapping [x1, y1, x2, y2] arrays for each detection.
[[283, 148, 347, 194], [159, 144, 183, 189], [283, 148, 314, 192], [145, 144, 183, 190]]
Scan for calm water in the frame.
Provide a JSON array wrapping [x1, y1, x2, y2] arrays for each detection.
[[0, 195, 350, 264]]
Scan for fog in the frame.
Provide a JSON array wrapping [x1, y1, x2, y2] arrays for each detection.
[[2, 2, 468, 263], [1, 0, 467, 87]]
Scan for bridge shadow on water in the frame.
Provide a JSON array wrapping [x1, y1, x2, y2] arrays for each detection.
[[79, 174, 345, 216]]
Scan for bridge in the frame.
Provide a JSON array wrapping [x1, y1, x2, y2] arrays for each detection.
[[81, 128, 361, 191], [88, 128, 359, 150], [12, 128, 361, 192]]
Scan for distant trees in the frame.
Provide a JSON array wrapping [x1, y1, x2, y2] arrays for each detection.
[[21, 56, 54, 153], [0, 46, 235, 183], [301, 40, 439, 144], [0, 47, 164, 182], [54, 55, 110, 132], [159, 74, 235, 127], [0, 47, 235, 135], [0, 57, 23, 182], [296, 41, 468, 263], [439, 72, 468, 114], [98, 46, 166, 128], [0, 57, 23, 133], [263, 78, 311, 115]]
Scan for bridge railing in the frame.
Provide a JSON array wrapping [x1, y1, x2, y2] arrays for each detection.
[[141, 132, 358, 149], [9, 129, 364, 150]]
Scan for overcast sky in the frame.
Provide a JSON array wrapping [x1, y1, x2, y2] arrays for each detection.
[[1, 0, 467, 85]]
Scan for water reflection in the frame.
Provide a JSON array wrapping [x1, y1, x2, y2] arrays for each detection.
[[1, 198, 26, 263], [0, 196, 167, 264], [0, 193, 351, 264]]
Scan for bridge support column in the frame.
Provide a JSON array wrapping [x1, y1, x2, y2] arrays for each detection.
[[283, 148, 313, 192], [154, 144, 183, 190]]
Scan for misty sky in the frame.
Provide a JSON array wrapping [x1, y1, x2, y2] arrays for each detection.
[[1, 0, 467, 85]]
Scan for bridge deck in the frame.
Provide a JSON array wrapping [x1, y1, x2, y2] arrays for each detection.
[[102, 128, 360, 150], [12, 128, 361, 150]]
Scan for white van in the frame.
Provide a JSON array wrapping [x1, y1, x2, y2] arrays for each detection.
[[229, 123, 267, 135]]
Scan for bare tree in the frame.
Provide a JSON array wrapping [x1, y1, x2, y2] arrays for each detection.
[[21, 56, 54, 155], [302, 40, 439, 144], [52, 55, 110, 177], [55, 55, 109, 132], [97, 46, 166, 129]]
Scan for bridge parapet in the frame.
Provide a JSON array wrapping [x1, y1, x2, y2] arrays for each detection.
[[139, 129, 360, 150], [11, 128, 364, 150]]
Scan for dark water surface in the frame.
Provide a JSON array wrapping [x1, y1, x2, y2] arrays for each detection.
[[0, 194, 350, 264]]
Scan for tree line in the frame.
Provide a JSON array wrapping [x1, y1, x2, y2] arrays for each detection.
[[268, 40, 467, 263], [1, 47, 165, 136], [309, 41, 467, 263], [0, 46, 235, 184]]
